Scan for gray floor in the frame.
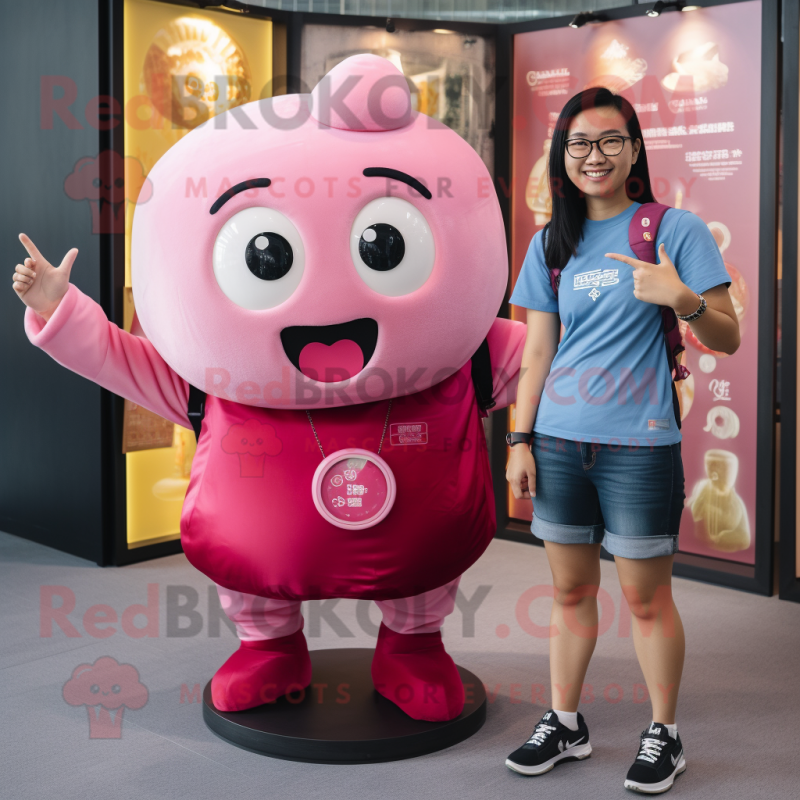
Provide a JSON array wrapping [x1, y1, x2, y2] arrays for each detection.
[[2, 529, 799, 800]]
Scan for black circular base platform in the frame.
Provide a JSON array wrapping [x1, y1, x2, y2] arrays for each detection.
[[203, 648, 487, 763]]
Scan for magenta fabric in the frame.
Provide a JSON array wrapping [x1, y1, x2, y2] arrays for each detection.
[[25, 288, 524, 601], [629, 202, 690, 384], [371, 622, 465, 722], [210, 628, 312, 712], [181, 363, 498, 600], [628, 202, 670, 263]]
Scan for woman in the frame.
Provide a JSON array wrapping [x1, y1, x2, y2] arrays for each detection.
[[505, 87, 739, 793]]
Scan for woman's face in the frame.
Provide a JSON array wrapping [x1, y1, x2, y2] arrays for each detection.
[[563, 107, 641, 199]]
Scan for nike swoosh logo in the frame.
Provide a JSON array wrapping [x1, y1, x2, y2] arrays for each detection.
[[565, 736, 585, 749], [671, 750, 683, 766]]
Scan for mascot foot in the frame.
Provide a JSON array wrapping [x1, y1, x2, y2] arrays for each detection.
[[211, 629, 312, 712], [371, 623, 465, 722]]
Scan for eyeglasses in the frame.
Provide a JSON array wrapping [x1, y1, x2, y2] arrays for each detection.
[[565, 135, 633, 158]]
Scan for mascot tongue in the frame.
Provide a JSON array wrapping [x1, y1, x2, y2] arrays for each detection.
[[298, 340, 364, 381]]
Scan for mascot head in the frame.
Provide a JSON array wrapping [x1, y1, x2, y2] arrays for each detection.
[[132, 54, 507, 408]]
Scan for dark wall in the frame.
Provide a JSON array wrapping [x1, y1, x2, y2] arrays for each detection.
[[0, 0, 106, 563]]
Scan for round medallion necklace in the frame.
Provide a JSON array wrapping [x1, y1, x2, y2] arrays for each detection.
[[306, 400, 396, 530]]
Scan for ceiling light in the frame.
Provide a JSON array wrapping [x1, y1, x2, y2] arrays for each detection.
[[647, 1, 700, 17], [569, 11, 606, 28]]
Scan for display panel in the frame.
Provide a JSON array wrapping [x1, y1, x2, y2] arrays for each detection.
[[123, 0, 273, 546], [509, 1, 763, 565], [784, 39, 800, 581], [301, 23, 495, 172]]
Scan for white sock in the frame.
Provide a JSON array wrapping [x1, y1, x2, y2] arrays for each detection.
[[553, 709, 579, 731], [652, 720, 678, 739]]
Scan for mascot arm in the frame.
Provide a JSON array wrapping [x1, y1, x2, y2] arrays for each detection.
[[24, 283, 191, 427], [485, 317, 526, 411]]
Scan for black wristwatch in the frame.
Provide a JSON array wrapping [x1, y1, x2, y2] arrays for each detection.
[[506, 431, 533, 447]]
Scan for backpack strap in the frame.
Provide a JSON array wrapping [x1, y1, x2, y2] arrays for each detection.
[[471, 337, 496, 416], [629, 202, 688, 430], [542, 224, 562, 297], [629, 202, 670, 263], [187, 384, 206, 442]]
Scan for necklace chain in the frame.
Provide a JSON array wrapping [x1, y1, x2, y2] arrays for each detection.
[[306, 400, 393, 460]]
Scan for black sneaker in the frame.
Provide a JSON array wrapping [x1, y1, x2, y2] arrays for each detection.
[[505, 709, 592, 776], [624, 722, 686, 793]]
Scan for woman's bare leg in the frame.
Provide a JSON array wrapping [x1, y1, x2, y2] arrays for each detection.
[[614, 554, 685, 724], [544, 541, 602, 712]]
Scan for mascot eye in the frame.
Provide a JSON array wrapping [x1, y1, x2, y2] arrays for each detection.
[[350, 197, 434, 296], [358, 224, 405, 271], [245, 233, 293, 281], [213, 207, 305, 310], [112, 684, 121, 694]]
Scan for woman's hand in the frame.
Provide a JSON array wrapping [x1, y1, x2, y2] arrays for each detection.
[[605, 243, 698, 314], [12, 234, 77, 321], [507, 445, 537, 500], [606, 243, 740, 354]]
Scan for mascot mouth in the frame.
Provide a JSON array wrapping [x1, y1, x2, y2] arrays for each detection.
[[280, 319, 378, 382]]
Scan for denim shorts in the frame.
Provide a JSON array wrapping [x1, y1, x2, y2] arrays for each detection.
[[529, 432, 685, 559]]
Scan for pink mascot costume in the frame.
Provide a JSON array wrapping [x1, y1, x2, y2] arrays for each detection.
[[24, 55, 524, 722]]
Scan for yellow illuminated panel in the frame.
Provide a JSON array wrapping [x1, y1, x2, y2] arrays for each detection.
[[126, 427, 197, 547], [123, 0, 272, 547]]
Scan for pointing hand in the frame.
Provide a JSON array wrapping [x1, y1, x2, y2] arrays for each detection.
[[12, 233, 77, 321]]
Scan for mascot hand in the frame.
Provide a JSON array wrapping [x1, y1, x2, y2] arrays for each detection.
[[13, 233, 77, 321]]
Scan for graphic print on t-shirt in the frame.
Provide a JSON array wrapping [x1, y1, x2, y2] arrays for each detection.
[[573, 267, 620, 295]]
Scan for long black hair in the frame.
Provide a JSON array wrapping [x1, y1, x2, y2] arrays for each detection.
[[543, 87, 655, 272]]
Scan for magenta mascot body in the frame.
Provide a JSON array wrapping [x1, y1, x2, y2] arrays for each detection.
[[24, 55, 525, 721]]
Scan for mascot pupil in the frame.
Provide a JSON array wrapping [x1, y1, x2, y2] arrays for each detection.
[[23, 54, 525, 721]]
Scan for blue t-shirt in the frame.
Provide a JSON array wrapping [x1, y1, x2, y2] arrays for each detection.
[[510, 202, 731, 446]]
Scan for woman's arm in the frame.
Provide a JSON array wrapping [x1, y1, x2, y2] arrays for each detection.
[[506, 308, 560, 500], [605, 242, 740, 355], [673, 283, 740, 355]]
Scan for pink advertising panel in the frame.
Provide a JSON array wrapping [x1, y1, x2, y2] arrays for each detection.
[[509, 1, 763, 565]]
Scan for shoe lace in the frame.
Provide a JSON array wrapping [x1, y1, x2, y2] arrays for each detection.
[[526, 722, 557, 746], [636, 736, 666, 764]]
